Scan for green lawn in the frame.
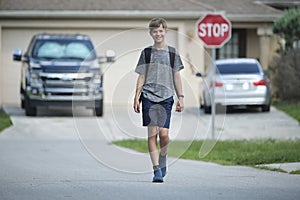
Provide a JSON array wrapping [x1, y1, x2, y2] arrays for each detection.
[[273, 101, 300, 123], [290, 170, 300, 174], [0, 108, 12, 132], [113, 139, 300, 166]]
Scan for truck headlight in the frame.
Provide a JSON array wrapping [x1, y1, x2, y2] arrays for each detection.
[[90, 60, 101, 69], [93, 74, 101, 84], [29, 72, 42, 87], [30, 61, 42, 69], [31, 73, 38, 80]]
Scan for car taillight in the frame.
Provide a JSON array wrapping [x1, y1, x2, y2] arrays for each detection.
[[253, 80, 266, 86], [210, 81, 223, 88]]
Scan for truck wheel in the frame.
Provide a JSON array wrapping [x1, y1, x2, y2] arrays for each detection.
[[20, 87, 25, 109], [21, 99, 25, 109], [25, 95, 37, 116], [95, 100, 103, 117]]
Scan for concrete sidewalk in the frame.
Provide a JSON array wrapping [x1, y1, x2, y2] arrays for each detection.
[[257, 163, 300, 173]]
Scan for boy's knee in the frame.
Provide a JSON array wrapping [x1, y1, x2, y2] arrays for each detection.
[[159, 131, 169, 141]]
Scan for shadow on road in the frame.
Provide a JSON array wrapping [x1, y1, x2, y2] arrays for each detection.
[[5, 105, 94, 118], [198, 106, 269, 115]]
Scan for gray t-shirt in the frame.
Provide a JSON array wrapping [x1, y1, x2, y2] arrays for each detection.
[[135, 45, 184, 102]]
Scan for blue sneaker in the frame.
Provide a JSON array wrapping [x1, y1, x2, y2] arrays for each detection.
[[152, 168, 164, 183], [159, 154, 167, 177], [160, 166, 166, 178]]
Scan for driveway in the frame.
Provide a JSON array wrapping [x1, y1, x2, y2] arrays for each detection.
[[0, 105, 299, 200]]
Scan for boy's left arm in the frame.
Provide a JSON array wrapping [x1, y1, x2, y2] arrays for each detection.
[[173, 71, 184, 112]]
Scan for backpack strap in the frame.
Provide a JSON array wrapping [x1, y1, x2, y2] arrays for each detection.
[[144, 47, 152, 80], [144, 46, 152, 65], [168, 46, 176, 69]]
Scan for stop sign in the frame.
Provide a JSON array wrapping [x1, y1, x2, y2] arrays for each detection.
[[196, 13, 231, 48]]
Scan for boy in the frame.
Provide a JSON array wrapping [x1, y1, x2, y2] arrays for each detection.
[[133, 18, 184, 183]]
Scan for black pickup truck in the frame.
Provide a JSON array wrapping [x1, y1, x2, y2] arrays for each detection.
[[13, 33, 115, 116]]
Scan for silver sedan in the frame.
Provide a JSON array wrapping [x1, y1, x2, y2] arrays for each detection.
[[199, 58, 271, 113]]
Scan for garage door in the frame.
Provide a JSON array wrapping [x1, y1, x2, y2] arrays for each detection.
[[1, 27, 177, 106]]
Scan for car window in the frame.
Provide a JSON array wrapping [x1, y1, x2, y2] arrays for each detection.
[[216, 63, 260, 75]]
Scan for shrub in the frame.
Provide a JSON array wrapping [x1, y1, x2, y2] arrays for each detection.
[[271, 49, 300, 101]]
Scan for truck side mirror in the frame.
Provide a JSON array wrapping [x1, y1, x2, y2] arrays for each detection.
[[13, 49, 22, 61], [106, 50, 115, 62]]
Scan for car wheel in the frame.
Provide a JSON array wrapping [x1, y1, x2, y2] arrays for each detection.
[[261, 104, 270, 112], [203, 100, 211, 114], [25, 94, 37, 116], [95, 99, 103, 117]]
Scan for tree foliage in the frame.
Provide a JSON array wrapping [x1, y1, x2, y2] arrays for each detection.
[[272, 8, 300, 101], [273, 8, 300, 49]]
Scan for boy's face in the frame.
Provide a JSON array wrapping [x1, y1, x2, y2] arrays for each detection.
[[149, 24, 167, 44]]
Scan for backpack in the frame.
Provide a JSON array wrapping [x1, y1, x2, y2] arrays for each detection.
[[144, 46, 176, 68]]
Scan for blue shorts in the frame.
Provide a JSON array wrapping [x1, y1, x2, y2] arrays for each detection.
[[141, 95, 174, 129]]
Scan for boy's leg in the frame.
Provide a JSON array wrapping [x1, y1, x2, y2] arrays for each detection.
[[147, 126, 159, 166], [148, 126, 164, 182], [159, 128, 169, 177], [159, 128, 169, 156]]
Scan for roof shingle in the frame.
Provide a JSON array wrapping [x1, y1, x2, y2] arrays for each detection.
[[0, 0, 284, 21], [0, 0, 282, 14]]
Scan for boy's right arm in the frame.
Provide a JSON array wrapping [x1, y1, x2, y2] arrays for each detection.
[[133, 74, 145, 113]]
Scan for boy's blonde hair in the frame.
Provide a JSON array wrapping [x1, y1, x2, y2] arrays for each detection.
[[149, 18, 167, 31]]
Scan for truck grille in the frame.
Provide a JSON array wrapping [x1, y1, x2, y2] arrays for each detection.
[[40, 72, 96, 97]]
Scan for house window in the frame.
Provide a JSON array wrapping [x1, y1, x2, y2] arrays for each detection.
[[217, 29, 246, 59]]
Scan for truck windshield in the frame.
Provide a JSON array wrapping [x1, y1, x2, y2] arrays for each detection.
[[32, 39, 97, 61]]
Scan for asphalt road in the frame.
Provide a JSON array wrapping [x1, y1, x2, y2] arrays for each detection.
[[0, 105, 299, 200]]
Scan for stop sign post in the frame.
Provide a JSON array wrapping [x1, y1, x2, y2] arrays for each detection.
[[196, 13, 231, 139]]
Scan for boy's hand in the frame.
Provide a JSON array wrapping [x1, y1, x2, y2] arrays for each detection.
[[176, 98, 184, 112], [134, 98, 141, 113]]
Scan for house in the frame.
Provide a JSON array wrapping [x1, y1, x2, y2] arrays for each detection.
[[0, 0, 291, 107]]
